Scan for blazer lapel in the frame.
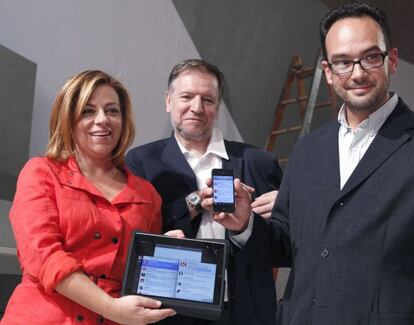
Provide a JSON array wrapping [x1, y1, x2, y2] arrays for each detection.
[[319, 121, 342, 196], [162, 134, 198, 190], [339, 100, 414, 199], [303, 120, 341, 206]]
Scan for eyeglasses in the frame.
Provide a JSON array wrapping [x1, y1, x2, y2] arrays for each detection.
[[328, 51, 388, 75]]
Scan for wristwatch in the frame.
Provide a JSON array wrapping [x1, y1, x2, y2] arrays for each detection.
[[185, 191, 203, 214]]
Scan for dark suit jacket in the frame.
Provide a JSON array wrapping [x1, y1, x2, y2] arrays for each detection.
[[126, 135, 282, 325], [248, 98, 414, 325]]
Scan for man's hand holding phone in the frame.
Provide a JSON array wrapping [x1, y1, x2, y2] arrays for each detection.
[[212, 178, 252, 233], [211, 169, 235, 213], [196, 169, 251, 233], [192, 169, 252, 233]]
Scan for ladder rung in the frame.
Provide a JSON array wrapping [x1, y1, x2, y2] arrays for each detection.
[[315, 100, 333, 109], [297, 68, 314, 78], [265, 51, 337, 154], [271, 125, 302, 136], [281, 96, 309, 105]]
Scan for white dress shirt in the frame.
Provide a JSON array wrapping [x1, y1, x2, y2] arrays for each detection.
[[176, 127, 231, 300], [175, 127, 229, 239], [338, 93, 398, 189]]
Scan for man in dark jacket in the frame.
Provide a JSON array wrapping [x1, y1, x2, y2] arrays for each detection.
[[217, 2, 414, 325], [126, 59, 282, 325]]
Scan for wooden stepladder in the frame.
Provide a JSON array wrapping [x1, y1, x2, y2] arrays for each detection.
[[265, 51, 338, 162]]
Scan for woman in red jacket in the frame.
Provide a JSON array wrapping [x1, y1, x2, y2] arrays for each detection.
[[1, 70, 175, 324]]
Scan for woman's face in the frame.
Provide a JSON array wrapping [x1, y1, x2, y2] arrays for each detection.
[[73, 84, 123, 162]]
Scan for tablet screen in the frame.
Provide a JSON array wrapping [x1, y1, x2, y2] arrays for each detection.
[[122, 232, 227, 309], [137, 245, 216, 303]]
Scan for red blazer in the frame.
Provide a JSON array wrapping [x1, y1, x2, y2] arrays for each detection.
[[2, 157, 161, 324]]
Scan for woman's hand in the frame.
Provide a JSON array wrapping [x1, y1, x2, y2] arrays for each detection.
[[104, 295, 176, 325], [56, 272, 175, 325]]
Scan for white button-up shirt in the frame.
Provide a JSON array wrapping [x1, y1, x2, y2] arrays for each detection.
[[338, 93, 398, 189], [176, 127, 231, 300], [175, 127, 229, 239]]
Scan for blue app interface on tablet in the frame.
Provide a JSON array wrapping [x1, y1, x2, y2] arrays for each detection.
[[136, 245, 217, 303]]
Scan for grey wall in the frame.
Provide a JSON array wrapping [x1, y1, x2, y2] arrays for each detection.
[[0, 0, 413, 303], [0, 46, 36, 202], [0, 0, 242, 160], [172, 0, 332, 149], [392, 59, 414, 103], [173, 0, 414, 158], [0, 0, 243, 284]]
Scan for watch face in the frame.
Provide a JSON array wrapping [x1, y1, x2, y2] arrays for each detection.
[[188, 192, 201, 205]]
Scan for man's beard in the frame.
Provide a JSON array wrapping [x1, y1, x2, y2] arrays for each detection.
[[336, 77, 390, 114], [176, 126, 212, 142]]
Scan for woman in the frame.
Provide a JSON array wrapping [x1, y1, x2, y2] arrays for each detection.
[[1, 70, 175, 324]]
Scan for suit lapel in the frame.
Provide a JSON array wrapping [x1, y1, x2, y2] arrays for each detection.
[[319, 122, 342, 196], [339, 100, 414, 199], [162, 134, 198, 190]]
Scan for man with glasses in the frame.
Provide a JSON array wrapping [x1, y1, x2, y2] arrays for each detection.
[[215, 2, 414, 324]]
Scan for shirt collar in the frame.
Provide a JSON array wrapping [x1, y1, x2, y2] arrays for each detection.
[[337, 92, 398, 136], [175, 127, 229, 160]]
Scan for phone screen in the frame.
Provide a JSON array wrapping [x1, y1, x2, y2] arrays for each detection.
[[212, 169, 235, 212]]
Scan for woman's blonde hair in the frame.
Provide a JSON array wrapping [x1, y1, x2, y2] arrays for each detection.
[[46, 70, 135, 167]]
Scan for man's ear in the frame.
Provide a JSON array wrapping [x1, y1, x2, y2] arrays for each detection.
[[388, 47, 399, 73], [165, 90, 171, 113], [322, 60, 334, 85]]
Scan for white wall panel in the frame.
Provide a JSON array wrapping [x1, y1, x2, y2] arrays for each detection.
[[0, 0, 241, 160]]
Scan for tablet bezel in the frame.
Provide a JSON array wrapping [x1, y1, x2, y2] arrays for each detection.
[[122, 231, 228, 320]]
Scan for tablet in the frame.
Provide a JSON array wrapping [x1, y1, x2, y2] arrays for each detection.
[[122, 231, 228, 320]]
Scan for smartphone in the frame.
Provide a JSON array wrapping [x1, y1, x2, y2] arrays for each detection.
[[212, 169, 235, 213]]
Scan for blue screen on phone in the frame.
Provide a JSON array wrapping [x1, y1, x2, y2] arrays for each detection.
[[213, 175, 234, 204]]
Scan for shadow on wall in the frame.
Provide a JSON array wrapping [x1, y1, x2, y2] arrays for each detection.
[[0, 44, 36, 202], [0, 42, 36, 263], [0, 200, 22, 318], [0, 44, 36, 316], [172, 0, 331, 148]]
